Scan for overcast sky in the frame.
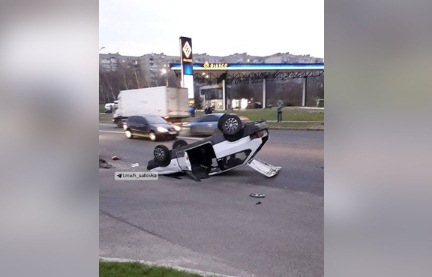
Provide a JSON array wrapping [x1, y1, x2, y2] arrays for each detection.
[[100, 0, 324, 58]]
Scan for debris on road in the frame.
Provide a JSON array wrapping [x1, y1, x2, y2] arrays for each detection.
[[250, 193, 266, 198], [256, 201, 262, 205], [131, 163, 139, 167], [247, 158, 281, 178], [99, 158, 112, 169], [112, 156, 120, 160], [166, 173, 183, 179]]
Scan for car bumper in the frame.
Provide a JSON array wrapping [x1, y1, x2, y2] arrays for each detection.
[[157, 131, 178, 137]]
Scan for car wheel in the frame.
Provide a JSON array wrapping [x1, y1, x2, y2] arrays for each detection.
[[217, 114, 229, 130], [154, 145, 171, 167], [149, 131, 157, 141], [116, 118, 123, 128], [219, 114, 242, 135], [125, 129, 134, 139], [172, 139, 188, 150]]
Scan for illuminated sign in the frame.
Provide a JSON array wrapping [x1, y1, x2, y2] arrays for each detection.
[[179, 37, 193, 75], [182, 41, 192, 61], [203, 61, 228, 69]]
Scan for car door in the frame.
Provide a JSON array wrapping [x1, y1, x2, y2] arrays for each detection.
[[197, 114, 219, 135], [135, 116, 149, 136], [192, 115, 210, 135], [127, 116, 139, 133], [202, 115, 219, 135]]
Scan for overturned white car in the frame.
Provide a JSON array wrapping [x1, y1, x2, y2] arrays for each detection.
[[147, 114, 281, 181]]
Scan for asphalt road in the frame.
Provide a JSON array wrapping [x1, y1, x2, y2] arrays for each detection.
[[99, 123, 323, 277]]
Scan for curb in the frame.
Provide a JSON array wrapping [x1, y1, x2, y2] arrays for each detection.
[[268, 127, 324, 131], [99, 257, 236, 277]]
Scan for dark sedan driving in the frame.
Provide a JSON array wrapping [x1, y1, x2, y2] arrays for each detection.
[[123, 114, 181, 141]]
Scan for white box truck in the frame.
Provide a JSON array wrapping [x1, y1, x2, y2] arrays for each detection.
[[113, 86, 189, 127]]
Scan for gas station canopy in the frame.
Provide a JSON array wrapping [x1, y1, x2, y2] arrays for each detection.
[[170, 62, 324, 108], [170, 62, 324, 85]]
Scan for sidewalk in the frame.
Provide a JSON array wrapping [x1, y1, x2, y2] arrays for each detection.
[[268, 125, 324, 131], [266, 120, 324, 123], [266, 115, 324, 130]]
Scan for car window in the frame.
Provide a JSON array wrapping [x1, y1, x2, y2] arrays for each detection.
[[136, 117, 147, 125], [146, 116, 168, 124], [198, 116, 209, 122], [127, 116, 136, 124], [200, 115, 219, 122], [219, 150, 252, 169]]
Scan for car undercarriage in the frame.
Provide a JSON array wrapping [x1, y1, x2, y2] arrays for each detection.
[[147, 114, 281, 181]]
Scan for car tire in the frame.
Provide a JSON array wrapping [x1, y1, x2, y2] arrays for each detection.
[[125, 129, 134, 139], [217, 114, 229, 130], [219, 114, 242, 135], [154, 145, 171, 167], [115, 118, 123, 128], [172, 139, 188, 150], [149, 131, 157, 141]]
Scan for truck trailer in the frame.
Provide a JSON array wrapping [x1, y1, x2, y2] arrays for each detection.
[[113, 86, 189, 127]]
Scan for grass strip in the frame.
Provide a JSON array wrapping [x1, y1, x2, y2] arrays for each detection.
[[99, 261, 203, 277]]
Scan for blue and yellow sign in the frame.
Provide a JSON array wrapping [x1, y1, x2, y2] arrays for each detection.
[[179, 37, 193, 76], [203, 62, 228, 69]]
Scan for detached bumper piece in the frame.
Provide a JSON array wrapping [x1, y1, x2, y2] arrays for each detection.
[[247, 158, 281, 178]]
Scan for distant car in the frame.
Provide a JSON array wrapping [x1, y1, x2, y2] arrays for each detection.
[[147, 114, 281, 181], [184, 113, 249, 136], [247, 102, 262, 109], [123, 114, 181, 141], [104, 101, 118, 113], [104, 103, 115, 113]]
